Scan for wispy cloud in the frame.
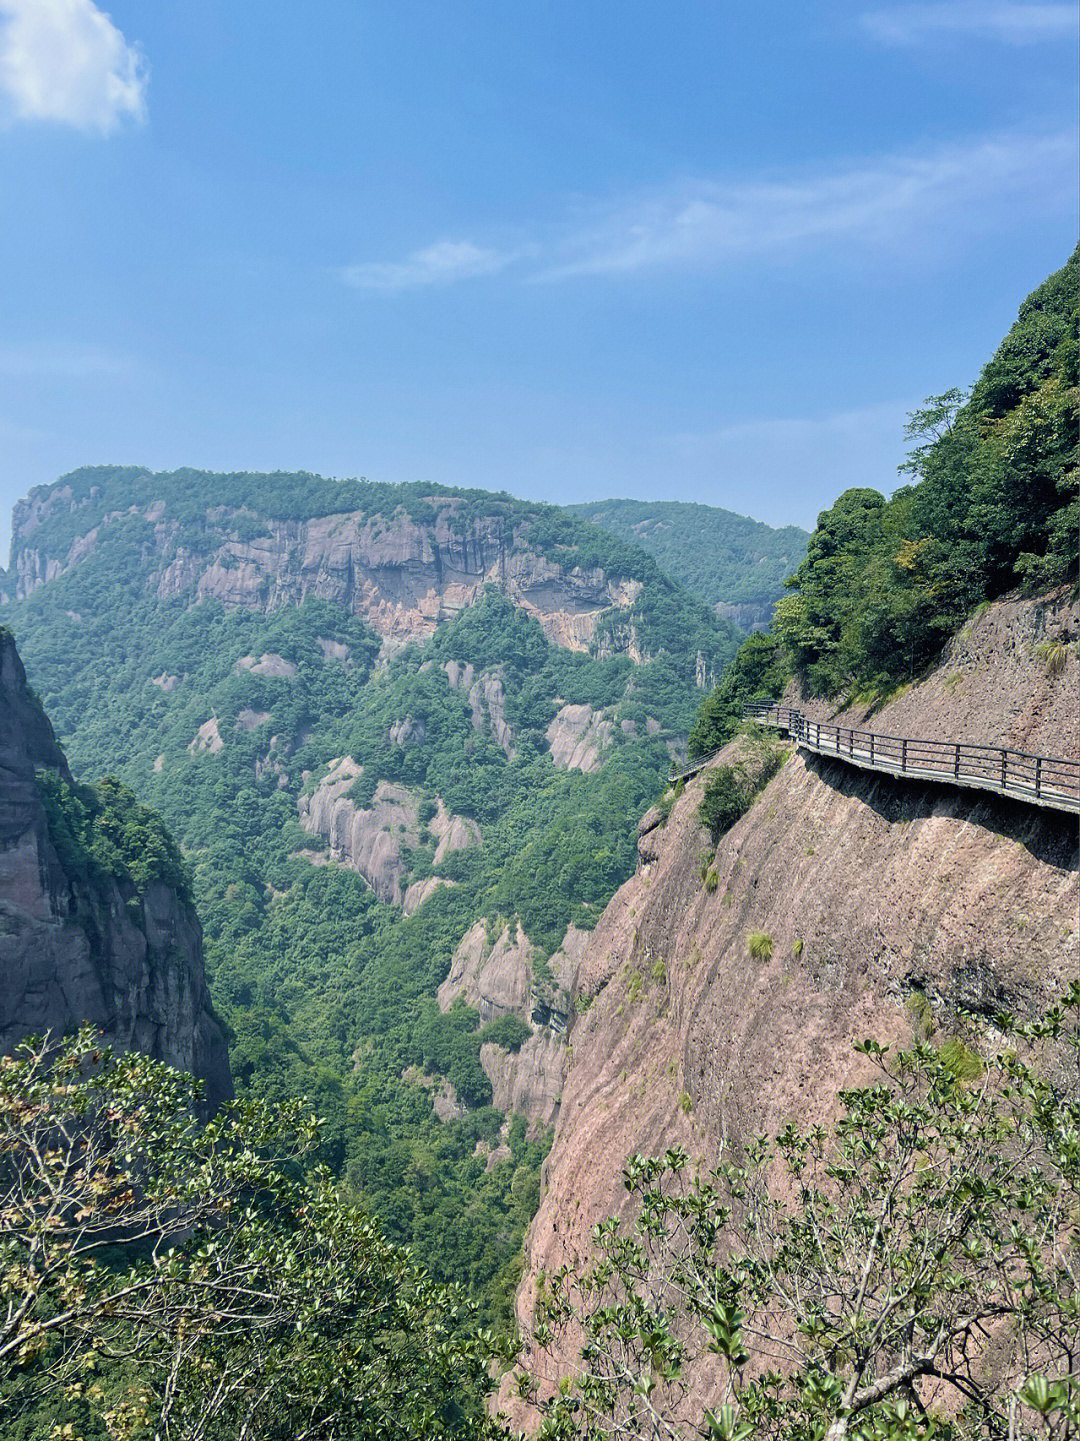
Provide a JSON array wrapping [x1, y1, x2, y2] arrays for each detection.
[[340, 240, 514, 293], [861, 3, 1076, 45], [0, 0, 146, 133], [669, 402, 913, 457], [537, 131, 1075, 279], [0, 340, 129, 378], [340, 131, 1075, 293]]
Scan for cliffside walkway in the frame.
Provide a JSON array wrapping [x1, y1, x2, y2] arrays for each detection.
[[669, 704, 1080, 816]]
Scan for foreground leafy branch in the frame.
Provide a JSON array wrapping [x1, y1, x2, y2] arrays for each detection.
[[518, 987, 1080, 1439], [0, 1028, 502, 1439]]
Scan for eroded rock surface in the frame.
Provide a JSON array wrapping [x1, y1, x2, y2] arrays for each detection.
[[236, 653, 298, 679], [10, 490, 662, 659], [297, 758, 478, 907], [188, 718, 223, 754], [545, 704, 614, 773], [513, 612, 1079, 1415], [0, 630, 231, 1112], [438, 920, 534, 1021], [438, 919, 581, 1127]]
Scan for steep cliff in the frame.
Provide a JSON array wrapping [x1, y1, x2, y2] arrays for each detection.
[[297, 756, 479, 909], [435, 920, 587, 1128], [512, 624, 1078, 1402], [0, 628, 232, 1111]]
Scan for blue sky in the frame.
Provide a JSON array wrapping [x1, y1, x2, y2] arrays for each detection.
[[0, 1, 1076, 559]]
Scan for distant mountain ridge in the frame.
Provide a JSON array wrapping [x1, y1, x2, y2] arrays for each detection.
[[568, 498, 809, 630]]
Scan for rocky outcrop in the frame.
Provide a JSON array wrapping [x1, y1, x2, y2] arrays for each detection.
[[297, 758, 479, 907], [0, 629, 231, 1112], [437, 920, 587, 1127], [443, 660, 515, 757], [481, 1031, 565, 1127], [438, 920, 535, 1022], [235, 652, 298, 678], [514, 621, 1079, 1406], [545, 704, 615, 773], [189, 717, 223, 754], [715, 599, 774, 632]]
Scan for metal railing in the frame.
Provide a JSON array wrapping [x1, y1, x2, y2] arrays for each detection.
[[669, 703, 1080, 815]]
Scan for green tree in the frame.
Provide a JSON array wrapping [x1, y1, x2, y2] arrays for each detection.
[[518, 988, 1080, 1439], [0, 1030, 501, 1439], [763, 246, 1078, 699]]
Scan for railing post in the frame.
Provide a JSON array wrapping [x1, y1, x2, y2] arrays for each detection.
[[848, 728, 853, 756], [901, 738, 907, 773], [869, 733, 874, 766], [954, 744, 960, 780], [1001, 750, 1007, 791], [1035, 756, 1042, 798]]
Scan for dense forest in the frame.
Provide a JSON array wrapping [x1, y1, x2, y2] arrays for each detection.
[[691, 245, 1078, 756], [570, 497, 808, 616]]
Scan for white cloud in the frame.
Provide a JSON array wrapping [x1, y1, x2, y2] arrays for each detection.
[[341, 240, 512, 293], [0, 0, 146, 133], [537, 131, 1075, 279], [861, 3, 1076, 44]]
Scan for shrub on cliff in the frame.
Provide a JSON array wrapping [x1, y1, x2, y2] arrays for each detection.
[[698, 739, 786, 845], [519, 985, 1080, 1440], [36, 770, 192, 900]]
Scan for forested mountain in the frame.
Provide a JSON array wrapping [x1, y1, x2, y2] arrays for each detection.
[[0, 471, 739, 1324], [569, 498, 809, 630], [691, 244, 1079, 754]]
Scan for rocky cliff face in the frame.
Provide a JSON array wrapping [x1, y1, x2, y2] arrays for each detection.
[[10, 489, 648, 656], [511, 615, 1079, 1409], [0, 629, 232, 1111], [436, 920, 588, 1129]]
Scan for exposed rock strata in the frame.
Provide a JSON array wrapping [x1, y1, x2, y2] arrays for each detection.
[[438, 920, 535, 1022], [0, 630, 231, 1111], [481, 1032, 565, 1127], [297, 758, 478, 907], [10, 491, 652, 656], [437, 920, 585, 1127], [235, 652, 298, 679], [545, 704, 614, 773], [188, 717, 223, 754]]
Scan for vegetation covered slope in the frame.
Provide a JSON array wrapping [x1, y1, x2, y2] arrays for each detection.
[[569, 498, 808, 622], [690, 246, 1078, 755], [0, 472, 739, 1327]]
